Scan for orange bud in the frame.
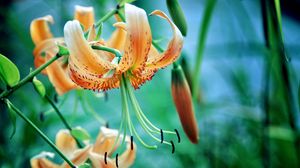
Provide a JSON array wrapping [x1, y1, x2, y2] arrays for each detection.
[[171, 64, 199, 144]]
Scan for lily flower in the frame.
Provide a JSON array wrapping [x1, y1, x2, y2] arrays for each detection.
[[31, 127, 136, 168], [64, 3, 183, 91], [30, 129, 91, 168], [30, 5, 97, 95], [64, 3, 183, 150]]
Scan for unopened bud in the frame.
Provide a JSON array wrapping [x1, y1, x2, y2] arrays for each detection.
[[166, 0, 188, 36], [171, 64, 199, 143]]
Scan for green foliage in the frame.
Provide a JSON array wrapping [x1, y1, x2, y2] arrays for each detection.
[[32, 77, 46, 97], [166, 0, 188, 36], [71, 127, 91, 141], [117, 0, 136, 6], [0, 54, 20, 87], [79, 163, 92, 168], [5, 100, 17, 139]]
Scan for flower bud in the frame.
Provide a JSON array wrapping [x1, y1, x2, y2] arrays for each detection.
[[166, 0, 188, 36], [171, 64, 199, 143]]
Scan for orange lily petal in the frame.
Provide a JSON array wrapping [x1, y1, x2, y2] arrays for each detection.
[[116, 4, 152, 74], [55, 129, 78, 157], [107, 22, 127, 51], [33, 38, 63, 74], [68, 62, 120, 91], [92, 127, 136, 168], [93, 127, 121, 155], [88, 152, 115, 168], [61, 146, 91, 168], [146, 10, 183, 69], [64, 20, 116, 76], [30, 15, 54, 45], [74, 5, 95, 32], [45, 53, 77, 95], [129, 69, 156, 89], [30, 152, 59, 168], [30, 157, 60, 168]]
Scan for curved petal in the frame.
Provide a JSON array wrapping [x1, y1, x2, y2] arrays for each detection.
[[88, 152, 115, 168], [93, 127, 121, 155], [45, 53, 77, 95], [55, 129, 78, 157], [116, 4, 152, 74], [33, 38, 63, 74], [112, 138, 136, 168], [92, 127, 136, 168], [30, 152, 59, 168], [61, 146, 91, 168], [64, 20, 116, 76], [129, 69, 156, 89], [146, 10, 183, 69], [30, 157, 60, 168], [74, 5, 94, 31], [107, 22, 127, 51], [68, 62, 120, 91], [30, 15, 54, 45]]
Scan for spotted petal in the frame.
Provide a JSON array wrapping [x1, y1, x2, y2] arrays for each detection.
[[146, 10, 183, 69], [74, 5, 95, 31], [64, 20, 116, 76], [30, 15, 54, 45], [116, 4, 152, 74]]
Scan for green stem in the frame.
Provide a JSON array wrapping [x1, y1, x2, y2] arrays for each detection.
[[44, 95, 83, 148], [4, 99, 75, 168], [95, 8, 118, 28], [192, 0, 217, 100], [91, 45, 122, 58], [0, 54, 62, 99]]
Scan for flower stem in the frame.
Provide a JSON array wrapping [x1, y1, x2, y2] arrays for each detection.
[[95, 8, 118, 28], [91, 45, 122, 58], [0, 54, 62, 99], [192, 0, 217, 100], [4, 99, 76, 168], [44, 95, 83, 148]]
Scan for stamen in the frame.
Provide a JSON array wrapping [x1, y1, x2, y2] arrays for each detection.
[[54, 94, 58, 103], [175, 129, 181, 143], [160, 129, 164, 143], [170, 141, 175, 154], [116, 153, 119, 167], [39, 111, 45, 122], [131, 136, 133, 150], [104, 152, 107, 164]]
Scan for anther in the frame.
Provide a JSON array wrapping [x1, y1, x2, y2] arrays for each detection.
[[53, 94, 58, 103], [116, 4, 121, 10], [104, 152, 107, 164], [39, 112, 45, 122], [160, 129, 164, 143], [175, 129, 181, 143], [170, 140, 175, 154], [105, 122, 109, 128], [116, 153, 119, 167], [131, 136, 133, 150]]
